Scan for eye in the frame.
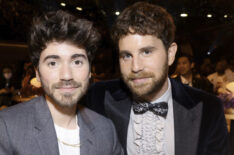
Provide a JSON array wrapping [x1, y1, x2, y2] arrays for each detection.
[[47, 61, 57, 67], [142, 50, 152, 56], [72, 59, 83, 66], [121, 53, 132, 61]]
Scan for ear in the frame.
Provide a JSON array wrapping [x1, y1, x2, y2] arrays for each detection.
[[167, 42, 177, 66], [35, 68, 41, 82]]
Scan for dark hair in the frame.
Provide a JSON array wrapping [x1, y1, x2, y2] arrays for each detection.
[[112, 2, 175, 50], [177, 53, 194, 63], [28, 10, 101, 67]]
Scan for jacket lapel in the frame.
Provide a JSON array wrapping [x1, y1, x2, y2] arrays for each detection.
[[104, 90, 132, 153], [173, 99, 203, 155], [33, 97, 59, 155], [78, 105, 95, 155], [171, 79, 203, 155]]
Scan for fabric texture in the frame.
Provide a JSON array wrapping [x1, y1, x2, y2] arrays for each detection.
[[0, 96, 124, 155], [133, 101, 168, 118], [86, 78, 229, 155]]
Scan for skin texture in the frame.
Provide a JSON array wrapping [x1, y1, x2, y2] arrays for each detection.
[[177, 56, 193, 76], [118, 34, 177, 101], [36, 41, 90, 107], [35, 41, 91, 129]]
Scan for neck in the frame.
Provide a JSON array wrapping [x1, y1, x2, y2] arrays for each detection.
[[46, 95, 78, 129], [181, 72, 192, 82]]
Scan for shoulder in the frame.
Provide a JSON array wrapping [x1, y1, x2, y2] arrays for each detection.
[[86, 79, 129, 115], [0, 98, 35, 118], [171, 78, 221, 109], [89, 78, 129, 99], [0, 97, 41, 127], [78, 105, 114, 129], [207, 72, 217, 80], [90, 79, 124, 92]]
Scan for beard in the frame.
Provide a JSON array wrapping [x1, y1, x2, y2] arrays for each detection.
[[122, 63, 168, 101], [41, 79, 89, 107]]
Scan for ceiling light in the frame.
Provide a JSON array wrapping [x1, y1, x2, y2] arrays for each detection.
[[76, 7, 82, 11], [115, 11, 120, 16], [180, 13, 188, 17], [207, 14, 212, 18], [60, 2, 66, 7], [224, 14, 228, 18]]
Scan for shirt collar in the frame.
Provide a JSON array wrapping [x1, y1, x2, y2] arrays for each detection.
[[151, 78, 172, 104]]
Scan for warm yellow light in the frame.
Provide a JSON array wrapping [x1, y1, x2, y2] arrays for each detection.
[[115, 11, 120, 16], [224, 14, 228, 18], [76, 7, 82, 11], [60, 2, 66, 7], [207, 14, 212, 18], [180, 13, 188, 17]]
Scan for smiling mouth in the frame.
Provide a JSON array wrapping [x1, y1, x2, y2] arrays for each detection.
[[130, 77, 151, 84], [56, 86, 79, 93]]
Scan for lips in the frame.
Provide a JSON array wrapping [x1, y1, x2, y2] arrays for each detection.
[[56, 86, 78, 94], [130, 77, 151, 85]]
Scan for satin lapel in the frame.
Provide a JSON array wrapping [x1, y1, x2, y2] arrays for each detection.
[[78, 106, 95, 155], [104, 91, 132, 152], [33, 97, 59, 155], [173, 99, 203, 155]]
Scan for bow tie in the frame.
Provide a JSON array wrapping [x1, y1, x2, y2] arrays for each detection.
[[133, 101, 168, 118]]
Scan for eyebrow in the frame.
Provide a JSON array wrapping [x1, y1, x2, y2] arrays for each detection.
[[119, 46, 156, 56], [119, 50, 130, 55], [71, 54, 87, 60], [42, 54, 87, 63], [43, 55, 59, 62], [140, 46, 156, 52]]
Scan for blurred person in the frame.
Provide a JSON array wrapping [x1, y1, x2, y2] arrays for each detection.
[[220, 82, 234, 109], [86, 2, 228, 155], [0, 66, 19, 107], [0, 10, 123, 155], [173, 54, 213, 93], [200, 57, 214, 77], [208, 59, 234, 94]]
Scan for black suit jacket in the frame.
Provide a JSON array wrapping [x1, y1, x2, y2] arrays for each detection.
[[86, 78, 229, 155], [173, 75, 213, 94]]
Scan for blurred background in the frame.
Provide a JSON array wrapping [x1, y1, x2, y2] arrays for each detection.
[[0, 0, 234, 152], [0, 0, 233, 103]]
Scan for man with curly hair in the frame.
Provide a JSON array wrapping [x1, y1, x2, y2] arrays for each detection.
[[0, 10, 123, 155], [86, 2, 228, 155]]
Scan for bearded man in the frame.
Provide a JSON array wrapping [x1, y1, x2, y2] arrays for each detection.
[[0, 10, 123, 155], [86, 2, 228, 155]]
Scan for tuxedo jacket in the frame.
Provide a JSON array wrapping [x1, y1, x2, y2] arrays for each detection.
[[173, 75, 213, 94], [86, 78, 229, 155], [0, 96, 123, 155]]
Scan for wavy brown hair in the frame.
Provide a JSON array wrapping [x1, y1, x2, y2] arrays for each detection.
[[28, 10, 101, 67], [112, 2, 175, 50]]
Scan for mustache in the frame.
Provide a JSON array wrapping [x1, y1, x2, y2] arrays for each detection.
[[127, 72, 154, 79], [52, 80, 81, 89]]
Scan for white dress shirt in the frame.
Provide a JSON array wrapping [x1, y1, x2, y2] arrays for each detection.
[[127, 78, 175, 155]]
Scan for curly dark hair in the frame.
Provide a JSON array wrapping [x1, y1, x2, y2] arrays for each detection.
[[112, 2, 175, 50], [28, 10, 101, 67]]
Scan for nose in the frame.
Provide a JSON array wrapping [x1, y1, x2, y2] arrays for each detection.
[[59, 63, 73, 81], [131, 56, 143, 73]]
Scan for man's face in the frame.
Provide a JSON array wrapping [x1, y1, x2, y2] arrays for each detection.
[[118, 34, 177, 101], [36, 41, 90, 107], [177, 56, 193, 76], [3, 70, 12, 80]]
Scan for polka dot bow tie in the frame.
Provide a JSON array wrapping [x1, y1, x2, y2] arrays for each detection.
[[133, 101, 168, 118]]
